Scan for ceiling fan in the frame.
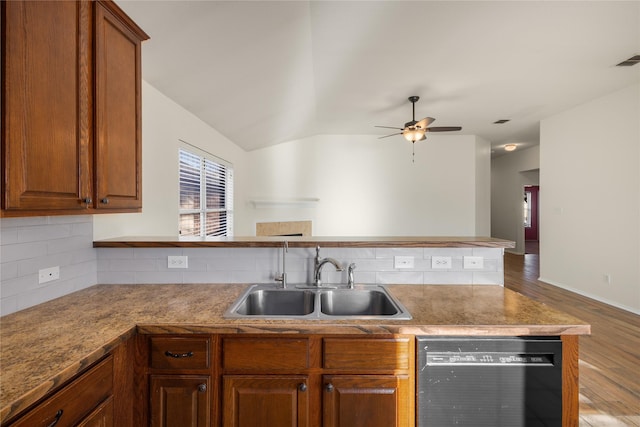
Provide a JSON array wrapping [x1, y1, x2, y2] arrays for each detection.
[[375, 95, 462, 145]]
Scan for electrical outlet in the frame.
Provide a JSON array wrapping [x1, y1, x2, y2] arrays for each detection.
[[38, 266, 60, 284], [394, 256, 414, 269], [168, 256, 188, 269], [431, 256, 452, 269], [463, 256, 484, 269]]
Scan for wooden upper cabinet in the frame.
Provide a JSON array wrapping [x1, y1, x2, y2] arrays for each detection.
[[1, 0, 148, 216], [94, 1, 144, 210], [2, 0, 92, 212]]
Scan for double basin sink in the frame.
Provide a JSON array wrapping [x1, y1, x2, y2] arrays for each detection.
[[224, 284, 412, 320]]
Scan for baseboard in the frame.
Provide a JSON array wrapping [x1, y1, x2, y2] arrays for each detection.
[[538, 277, 640, 315]]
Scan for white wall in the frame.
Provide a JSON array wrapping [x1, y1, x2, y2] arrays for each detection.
[[540, 84, 640, 314], [475, 136, 492, 236], [491, 146, 540, 254], [245, 134, 490, 236], [94, 82, 492, 239], [93, 81, 250, 239]]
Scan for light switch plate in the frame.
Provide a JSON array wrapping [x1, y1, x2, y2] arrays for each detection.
[[463, 256, 484, 269], [39, 266, 60, 284], [394, 256, 414, 269]]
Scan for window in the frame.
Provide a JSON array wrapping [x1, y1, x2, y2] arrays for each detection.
[[179, 147, 233, 237]]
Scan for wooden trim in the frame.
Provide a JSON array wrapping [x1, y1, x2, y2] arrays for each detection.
[[95, 0, 149, 40], [562, 334, 580, 426], [94, 235, 515, 249]]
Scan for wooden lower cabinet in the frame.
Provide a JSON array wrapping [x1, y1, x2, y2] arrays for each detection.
[[323, 375, 411, 427], [76, 397, 114, 427], [222, 375, 309, 427], [7, 356, 114, 427], [150, 375, 211, 427], [143, 334, 414, 427]]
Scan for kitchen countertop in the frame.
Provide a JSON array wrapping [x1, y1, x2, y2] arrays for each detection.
[[93, 235, 515, 248], [0, 283, 589, 423]]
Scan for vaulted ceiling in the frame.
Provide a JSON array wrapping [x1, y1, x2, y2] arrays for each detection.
[[119, 1, 640, 155]]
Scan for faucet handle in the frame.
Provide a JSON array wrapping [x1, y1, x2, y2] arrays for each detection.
[[348, 263, 356, 288]]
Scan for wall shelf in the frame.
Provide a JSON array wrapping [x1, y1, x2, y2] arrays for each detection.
[[249, 197, 320, 209]]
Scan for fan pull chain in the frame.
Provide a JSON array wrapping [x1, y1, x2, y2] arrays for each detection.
[[412, 142, 415, 163]]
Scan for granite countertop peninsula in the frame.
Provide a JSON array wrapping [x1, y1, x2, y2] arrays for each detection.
[[93, 235, 516, 248], [0, 283, 589, 423]]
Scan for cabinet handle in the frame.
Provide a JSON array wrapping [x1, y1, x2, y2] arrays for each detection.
[[46, 409, 63, 427], [165, 350, 194, 358], [325, 383, 334, 392], [298, 383, 307, 392], [100, 198, 109, 204], [198, 383, 207, 393]]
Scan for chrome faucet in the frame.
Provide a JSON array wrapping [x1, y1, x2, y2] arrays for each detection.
[[275, 241, 288, 288], [313, 245, 343, 287], [347, 263, 356, 289]]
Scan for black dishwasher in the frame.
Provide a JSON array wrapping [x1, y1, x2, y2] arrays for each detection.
[[417, 336, 563, 427]]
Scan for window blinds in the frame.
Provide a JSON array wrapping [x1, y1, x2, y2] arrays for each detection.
[[179, 148, 233, 237]]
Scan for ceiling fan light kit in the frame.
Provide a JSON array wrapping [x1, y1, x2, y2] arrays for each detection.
[[375, 96, 462, 161], [403, 128, 426, 143], [504, 143, 517, 152]]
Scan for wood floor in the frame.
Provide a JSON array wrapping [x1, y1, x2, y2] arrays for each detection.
[[504, 253, 640, 427]]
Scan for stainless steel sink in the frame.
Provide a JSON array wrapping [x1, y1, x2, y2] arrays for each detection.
[[224, 284, 411, 320], [320, 289, 399, 316], [233, 289, 315, 316]]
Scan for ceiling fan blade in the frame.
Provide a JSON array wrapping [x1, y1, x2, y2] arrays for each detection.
[[378, 132, 403, 139], [426, 126, 462, 132], [415, 117, 435, 129], [375, 125, 403, 130]]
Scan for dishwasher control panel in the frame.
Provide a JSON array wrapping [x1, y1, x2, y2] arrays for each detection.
[[427, 352, 554, 366]]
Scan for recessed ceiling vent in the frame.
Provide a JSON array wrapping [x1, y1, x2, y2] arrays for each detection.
[[493, 119, 510, 124], [616, 55, 640, 67]]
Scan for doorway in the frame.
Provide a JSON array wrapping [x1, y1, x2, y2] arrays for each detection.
[[524, 185, 539, 254]]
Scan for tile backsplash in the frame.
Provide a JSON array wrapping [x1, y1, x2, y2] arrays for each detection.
[[0, 216, 97, 315], [1, 215, 504, 316], [97, 246, 504, 287]]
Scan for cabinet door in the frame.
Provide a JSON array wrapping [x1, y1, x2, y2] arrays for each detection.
[[323, 375, 411, 427], [150, 375, 210, 427], [76, 396, 114, 427], [94, 3, 143, 210], [2, 0, 92, 211], [223, 375, 309, 427]]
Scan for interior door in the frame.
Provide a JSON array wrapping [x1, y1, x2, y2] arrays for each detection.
[[524, 185, 539, 241]]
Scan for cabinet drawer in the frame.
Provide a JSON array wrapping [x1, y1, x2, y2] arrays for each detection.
[[223, 337, 309, 371], [10, 356, 113, 427], [323, 337, 411, 371], [150, 336, 210, 370]]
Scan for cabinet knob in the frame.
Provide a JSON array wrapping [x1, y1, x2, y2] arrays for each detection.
[[298, 383, 307, 392], [83, 197, 92, 205], [325, 383, 334, 392], [100, 198, 109, 204], [46, 409, 63, 427], [198, 383, 207, 393]]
